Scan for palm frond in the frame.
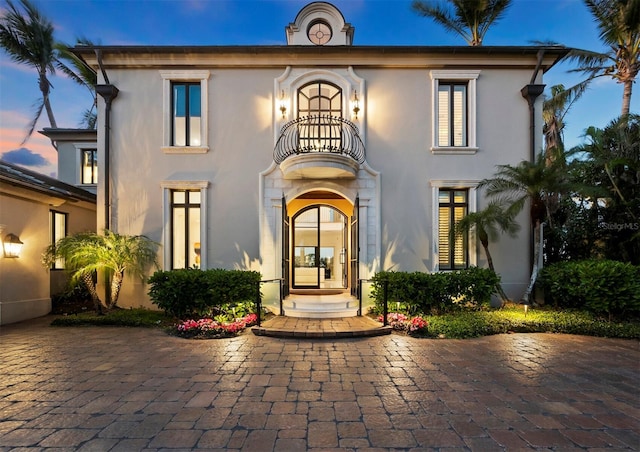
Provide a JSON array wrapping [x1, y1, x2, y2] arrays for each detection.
[[20, 97, 45, 145], [412, 1, 472, 43]]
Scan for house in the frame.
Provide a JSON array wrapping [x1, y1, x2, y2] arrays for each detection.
[[73, 2, 567, 316], [0, 159, 96, 325]]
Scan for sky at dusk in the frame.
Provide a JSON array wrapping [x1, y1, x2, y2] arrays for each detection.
[[0, 0, 638, 177]]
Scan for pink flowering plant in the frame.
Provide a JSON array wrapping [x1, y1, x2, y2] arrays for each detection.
[[174, 313, 258, 339], [377, 312, 428, 336]]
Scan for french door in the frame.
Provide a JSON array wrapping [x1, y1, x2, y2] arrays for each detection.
[[291, 205, 347, 289]]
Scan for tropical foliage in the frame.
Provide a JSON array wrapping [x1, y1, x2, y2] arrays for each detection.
[[556, 115, 640, 263], [558, 0, 640, 116], [55, 38, 98, 128], [478, 154, 574, 302], [451, 201, 520, 303], [43, 230, 159, 312], [0, 0, 58, 140], [411, 0, 512, 46], [0, 0, 97, 142]]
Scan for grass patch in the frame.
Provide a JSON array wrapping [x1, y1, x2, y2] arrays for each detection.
[[50, 308, 174, 328], [422, 306, 640, 339], [50, 306, 640, 341]]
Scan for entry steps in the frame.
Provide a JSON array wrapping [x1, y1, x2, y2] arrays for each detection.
[[282, 293, 359, 318]]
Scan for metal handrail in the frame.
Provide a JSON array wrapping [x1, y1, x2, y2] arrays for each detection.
[[255, 278, 284, 327], [358, 277, 388, 326], [274, 115, 365, 165]]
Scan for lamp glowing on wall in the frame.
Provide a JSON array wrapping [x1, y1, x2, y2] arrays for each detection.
[[3, 233, 23, 258], [351, 90, 360, 120], [278, 90, 288, 119]]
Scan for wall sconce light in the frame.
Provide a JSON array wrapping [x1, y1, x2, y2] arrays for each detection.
[[340, 248, 345, 264], [352, 90, 360, 120], [3, 233, 23, 258], [278, 90, 287, 119]]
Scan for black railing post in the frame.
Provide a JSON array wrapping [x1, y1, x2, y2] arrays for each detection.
[[256, 280, 262, 327], [279, 279, 284, 316], [383, 279, 389, 326], [358, 279, 362, 316]]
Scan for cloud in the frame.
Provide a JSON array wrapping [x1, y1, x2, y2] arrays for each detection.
[[1, 147, 50, 167]]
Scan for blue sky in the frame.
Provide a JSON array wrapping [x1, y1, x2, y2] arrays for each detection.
[[0, 0, 637, 177]]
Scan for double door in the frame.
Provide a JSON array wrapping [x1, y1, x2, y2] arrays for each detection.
[[292, 205, 347, 289]]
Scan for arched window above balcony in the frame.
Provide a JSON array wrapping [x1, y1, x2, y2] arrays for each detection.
[[298, 81, 342, 119]]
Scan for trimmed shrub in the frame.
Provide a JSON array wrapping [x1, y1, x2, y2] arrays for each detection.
[[148, 268, 261, 318], [371, 267, 499, 315], [539, 260, 640, 318]]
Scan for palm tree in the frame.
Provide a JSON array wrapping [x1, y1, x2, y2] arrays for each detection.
[[55, 38, 98, 129], [479, 155, 570, 303], [451, 201, 520, 304], [0, 0, 57, 142], [411, 0, 513, 46], [543, 84, 587, 165], [560, 0, 640, 116], [44, 230, 159, 311]]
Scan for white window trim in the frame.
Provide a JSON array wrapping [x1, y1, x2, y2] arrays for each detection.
[[160, 70, 210, 154], [73, 142, 98, 186], [161, 180, 209, 269], [430, 70, 480, 154], [430, 180, 479, 272]]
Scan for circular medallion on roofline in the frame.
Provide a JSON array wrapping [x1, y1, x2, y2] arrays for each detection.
[[307, 20, 332, 45]]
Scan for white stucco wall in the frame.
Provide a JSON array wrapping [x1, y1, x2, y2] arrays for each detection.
[[97, 51, 547, 307]]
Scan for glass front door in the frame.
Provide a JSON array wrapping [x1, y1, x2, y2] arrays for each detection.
[[292, 205, 347, 289]]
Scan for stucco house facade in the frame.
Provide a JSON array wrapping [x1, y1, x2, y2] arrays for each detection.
[[74, 2, 566, 316], [0, 160, 96, 325]]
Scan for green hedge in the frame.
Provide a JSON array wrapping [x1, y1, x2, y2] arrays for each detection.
[[148, 268, 261, 318], [371, 267, 499, 315], [539, 260, 640, 318]]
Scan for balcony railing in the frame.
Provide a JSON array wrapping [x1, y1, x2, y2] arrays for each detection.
[[274, 115, 365, 165]]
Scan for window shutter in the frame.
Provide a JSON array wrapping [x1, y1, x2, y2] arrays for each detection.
[[438, 86, 450, 147]]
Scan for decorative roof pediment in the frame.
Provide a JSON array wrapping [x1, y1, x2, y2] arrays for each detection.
[[286, 2, 354, 46]]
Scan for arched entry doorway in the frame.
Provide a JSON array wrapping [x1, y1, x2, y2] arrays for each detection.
[[292, 205, 347, 289], [282, 190, 358, 297]]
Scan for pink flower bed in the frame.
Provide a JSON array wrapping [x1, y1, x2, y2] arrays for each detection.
[[377, 312, 429, 335], [175, 313, 258, 338]]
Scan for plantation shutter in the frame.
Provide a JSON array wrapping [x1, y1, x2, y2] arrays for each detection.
[[438, 86, 450, 147]]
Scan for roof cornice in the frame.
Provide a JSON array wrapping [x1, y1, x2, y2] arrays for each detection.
[[73, 45, 569, 72]]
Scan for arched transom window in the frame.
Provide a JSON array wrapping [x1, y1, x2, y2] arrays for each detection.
[[297, 81, 343, 151], [298, 81, 342, 119]]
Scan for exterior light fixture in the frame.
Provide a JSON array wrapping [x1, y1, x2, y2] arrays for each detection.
[[279, 90, 287, 119], [340, 248, 345, 264], [352, 90, 360, 120], [3, 233, 23, 258], [521, 299, 530, 317]]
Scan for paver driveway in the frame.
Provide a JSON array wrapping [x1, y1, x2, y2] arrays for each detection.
[[0, 317, 638, 451]]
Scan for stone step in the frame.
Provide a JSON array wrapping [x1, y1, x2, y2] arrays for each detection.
[[282, 294, 359, 318]]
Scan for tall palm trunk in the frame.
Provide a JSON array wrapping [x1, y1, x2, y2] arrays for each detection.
[[39, 69, 57, 128], [622, 79, 633, 117], [522, 221, 543, 304], [108, 271, 125, 308], [81, 273, 103, 314]]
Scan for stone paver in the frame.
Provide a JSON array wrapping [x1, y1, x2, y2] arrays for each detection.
[[0, 316, 638, 451]]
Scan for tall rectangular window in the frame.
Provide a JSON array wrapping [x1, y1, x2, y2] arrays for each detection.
[[81, 149, 98, 184], [438, 82, 467, 147], [438, 189, 468, 270], [171, 190, 201, 269], [50, 211, 67, 269], [172, 82, 201, 147]]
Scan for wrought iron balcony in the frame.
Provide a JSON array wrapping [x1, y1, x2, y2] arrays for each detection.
[[274, 115, 365, 179]]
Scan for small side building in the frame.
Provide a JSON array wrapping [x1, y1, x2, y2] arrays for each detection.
[[0, 160, 96, 325]]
